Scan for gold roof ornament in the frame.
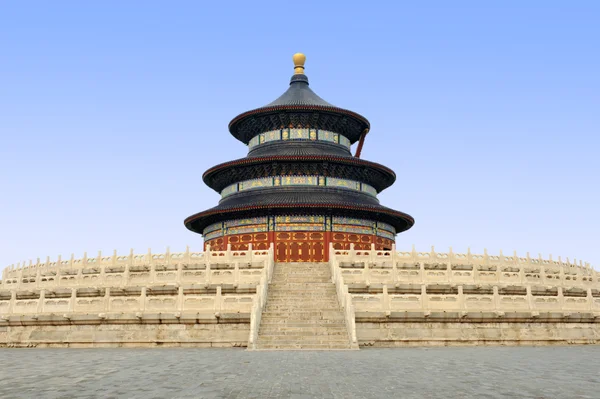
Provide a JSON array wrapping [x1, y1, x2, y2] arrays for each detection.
[[293, 53, 306, 75]]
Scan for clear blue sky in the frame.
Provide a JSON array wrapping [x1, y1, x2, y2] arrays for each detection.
[[1, 1, 598, 268]]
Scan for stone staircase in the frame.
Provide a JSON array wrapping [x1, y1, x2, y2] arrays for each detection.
[[255, 262, 356, 350]]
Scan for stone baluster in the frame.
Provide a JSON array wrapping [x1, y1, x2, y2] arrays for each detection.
[[99, 262, 106, 286], [205, 244, 211, 268], [128, 248, 134, 267], [587, 288, 594, 312], [185, 245, 190, 265], [177, 286, 184, 312], [557, 286, 564, 311], [8, 291, 16, 314], [483, 248, 489, 267], [457, 285, 465, 313], [493, 286, 500, 311], [69, 288, 76, 312], [124, 263, 130, 288], [205, 262, 211, 287], [35, 262, 42, 289], [234, 262, 240, 287], [382, 285, 390, 315], [421, 284, 428, 311], [15, 262, 22, 290], [150, 262, 156, 284], [370, 243, 376, 263], [140, 287, 147, 311], [526, 286, 534, 311], [215, 286, 222, 316], [539, 253, 546, 284], [391, 250, 398, 285], [37, 289, 46, 313], [112, 249, 117, 267], [558, 256, 565, 284], [176, 261, 183, 285], [104, 287, 111, 312], [518, 257, 525, 284]]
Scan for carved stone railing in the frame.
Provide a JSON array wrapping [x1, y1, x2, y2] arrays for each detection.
[[330, 245, 599, 319], [1, 245, 273, 290], [0, 245, 274, 322], [248, 243, 275, 350], [331, 244, 597, 288], [329, 244, 359, 349]]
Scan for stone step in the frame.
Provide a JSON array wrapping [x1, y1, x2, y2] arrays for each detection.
[[255, 343, 353, 350], [265, 306, 342, 312], [266, 302, 340, 307], [268, 289, 336, 292], [259, 329, 348, 336], [266, 299, 338, 303], [268, 283, 335, 288], [261, 310, 345, 321], [259, 320, 346, 326], [272, 271, 330, 275], [271, 278, 332, 284], [265, 301, 339, 305], [257, 336, 350, 343], [268, 290, 337, 299], [262, 314, 345, 325]]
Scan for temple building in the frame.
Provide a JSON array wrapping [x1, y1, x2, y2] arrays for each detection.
[[2, 53, 597, 349], [184, 53, 414, 262]]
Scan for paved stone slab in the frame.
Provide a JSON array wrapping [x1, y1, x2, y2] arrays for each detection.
[[1, 347, 600, 398]]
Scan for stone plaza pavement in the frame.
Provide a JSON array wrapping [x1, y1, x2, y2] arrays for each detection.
[[0, 347, 599, 399]]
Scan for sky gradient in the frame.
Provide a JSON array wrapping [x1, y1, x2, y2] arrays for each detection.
[[1, 1, 599, 269]]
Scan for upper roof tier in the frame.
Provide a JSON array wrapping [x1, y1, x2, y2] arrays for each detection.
[[228, 53, 370, 144]]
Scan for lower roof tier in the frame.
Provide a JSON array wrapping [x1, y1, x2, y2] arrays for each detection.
[[184, 187, 414, 234]]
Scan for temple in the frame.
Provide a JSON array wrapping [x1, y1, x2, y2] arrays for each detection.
[[1, 54, 598, 349], [184, 54, 414, 262]]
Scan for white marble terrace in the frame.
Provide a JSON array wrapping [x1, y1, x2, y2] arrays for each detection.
[[1, 244, 598, 348]]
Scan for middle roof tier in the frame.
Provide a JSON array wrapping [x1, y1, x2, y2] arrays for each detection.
[[202, 155, 397, 194]]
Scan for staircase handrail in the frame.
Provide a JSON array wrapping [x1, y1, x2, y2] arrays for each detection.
[[329, 244, 358, 348], [248, 243, 274, 349]]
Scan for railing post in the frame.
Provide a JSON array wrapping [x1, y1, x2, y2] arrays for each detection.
[[526, 285, 534, 311], [8, 291, 16, 314], [105, 287, 111, 312], [557, 286, 564, 310], [215, 286, 222, 316], [178, 286, 184, 312], [234, 262, 240, 286], [37, 289, 46, 313], [382, 284, 390, 315], [177, 261, 183, 285], [69, 288, 76, 312], [493, 286, 500, 311]]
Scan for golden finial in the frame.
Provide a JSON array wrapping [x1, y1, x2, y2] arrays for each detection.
[[293, 53, 306, 75]]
